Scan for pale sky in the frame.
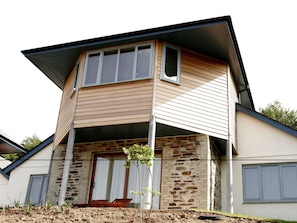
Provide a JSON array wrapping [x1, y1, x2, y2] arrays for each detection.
[[0, 0, 296, 143]]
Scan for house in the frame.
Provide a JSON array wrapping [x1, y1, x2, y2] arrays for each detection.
[[22, 16, 297, 220], [0, 135, 54, 206]]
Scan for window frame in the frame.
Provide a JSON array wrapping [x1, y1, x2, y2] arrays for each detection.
[[83, 42, 154, 87], [242, 163, 297, 203], [90, 152, 162, 208], [25, 174, 48, 205], [161, 43, 181, 84]]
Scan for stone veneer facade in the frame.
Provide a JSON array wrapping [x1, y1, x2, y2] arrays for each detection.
[[47, 134, 221, 210]]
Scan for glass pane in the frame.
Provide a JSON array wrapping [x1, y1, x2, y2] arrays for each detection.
[[281, 165, 297, 199], [27, 176, 43, 205], [118, 47, 135, 81], [85, 53, 100, 85], [109, 160, 126, 201], [92, 157, 110, 200], [152, 158, 161, 209], [136, 45, 151, 78], [101, 50, 118, 84], [262, 166, 281, 200], [164, 46, 178, 81], [127, 159, 161, 208], [243, 167, 261, 200]]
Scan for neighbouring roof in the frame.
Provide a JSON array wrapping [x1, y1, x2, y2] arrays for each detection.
[[22, 16, 254, 109], [3, 134, 54, 176], [0, 133, 27, 154], [236, 104, 297, 138]]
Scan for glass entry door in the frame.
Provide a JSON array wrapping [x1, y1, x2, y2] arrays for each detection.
[[91, 155, 161, 208]]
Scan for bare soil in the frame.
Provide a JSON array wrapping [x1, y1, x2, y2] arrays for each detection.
[[0, 207, 271, 223]]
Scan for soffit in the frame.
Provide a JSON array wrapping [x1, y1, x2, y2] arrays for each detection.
[[22, 16, 254, 109]]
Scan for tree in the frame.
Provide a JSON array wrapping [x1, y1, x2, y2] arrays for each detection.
[[21, 133, 41, 150], [259, 100, 297, 129]]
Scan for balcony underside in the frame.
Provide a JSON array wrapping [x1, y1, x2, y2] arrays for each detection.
[[61, 122, 228, 155]]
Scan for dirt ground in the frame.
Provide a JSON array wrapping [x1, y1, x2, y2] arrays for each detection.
[[0, 207, 271, 223]]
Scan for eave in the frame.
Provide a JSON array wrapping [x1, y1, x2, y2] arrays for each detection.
[[0, 134, 27, 154], [22, 16, 254, 109]]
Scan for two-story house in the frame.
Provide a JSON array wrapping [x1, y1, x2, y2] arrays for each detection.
[[22, 16, 297, 221]]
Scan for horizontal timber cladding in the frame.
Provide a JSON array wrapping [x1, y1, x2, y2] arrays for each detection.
[[74, 80, 154, 128], [156, 48, 229, 140], [54, 66, 78, 147]]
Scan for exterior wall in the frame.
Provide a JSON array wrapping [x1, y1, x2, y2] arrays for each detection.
[[47, 134, 221, 209], [74, 79, 153, 128], [3, 143, 53, 206], [54, 56, 85, 147], [155, 44, 229, 140], [0, 174, 8, 205], [221, 111, 297, 221]]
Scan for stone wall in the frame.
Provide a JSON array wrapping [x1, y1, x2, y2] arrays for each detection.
[[46, 134, 221, 209]]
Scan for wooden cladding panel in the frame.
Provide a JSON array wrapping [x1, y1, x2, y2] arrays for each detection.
[[74, 81, 153, 128], [54, 68, 77, 146], [155, 48, 229, 139]]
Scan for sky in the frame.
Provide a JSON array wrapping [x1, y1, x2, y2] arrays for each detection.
[[0, 0, 296, 143]]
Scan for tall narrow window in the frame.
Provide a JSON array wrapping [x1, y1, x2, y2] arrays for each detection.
[[73, 64, 79, 91], [162, 44, 181, 84], [136, 45, 152, 79], [84, 53, 100, 85], [118, 47, 135, 82], [101, 50, 118, 84], [26, 175, 48, 205]]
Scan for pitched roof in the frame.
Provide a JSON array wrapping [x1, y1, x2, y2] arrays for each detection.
[[22, 16, 254, 109], [0, 133, 27, 154], [3, 134, 54, 175], [236, 103, 297, 138]]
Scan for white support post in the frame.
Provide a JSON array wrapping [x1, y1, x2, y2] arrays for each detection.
[[143, 115, 156, 210], [226, 134, 233, 213], [226, 67, 234, 213], [58, 123, 75, 206]]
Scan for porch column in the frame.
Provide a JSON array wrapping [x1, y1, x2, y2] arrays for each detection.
[[143, 114, 156, 210], [58, 123, 75, 206]]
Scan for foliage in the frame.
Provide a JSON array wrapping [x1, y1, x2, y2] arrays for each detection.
[[259, 100, 297, 129], [21, 133, 41, 150], [123, 144, 154, 168], [1, 153, 20, 162]]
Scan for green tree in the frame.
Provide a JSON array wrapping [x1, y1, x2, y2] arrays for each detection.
[[123, 144, 156, 222], [21, 133, 41, 150], [259, 100, 297, 129]]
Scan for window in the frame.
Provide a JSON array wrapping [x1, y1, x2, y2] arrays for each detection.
[[26, 175, 48, 205], [242, 164, 297, 202], [91, 155, 161, 208], [83, 43, 153, 86], [72, 64, 79, 91], [161, 44, 181, 84]]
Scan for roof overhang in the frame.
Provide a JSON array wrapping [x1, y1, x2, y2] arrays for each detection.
[[22, 16, 254, 109], [0, 135, 27, 154]]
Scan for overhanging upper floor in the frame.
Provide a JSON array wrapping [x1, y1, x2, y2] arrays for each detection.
[[22, 16, 254, 109]]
